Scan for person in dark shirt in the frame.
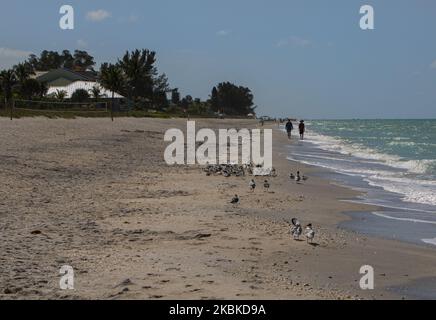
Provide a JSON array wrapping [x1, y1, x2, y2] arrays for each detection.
[[299, 120, 305, 140], [285, 119, 294, 139]]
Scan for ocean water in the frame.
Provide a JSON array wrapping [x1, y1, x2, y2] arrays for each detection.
[[285, 119, 436, 247]]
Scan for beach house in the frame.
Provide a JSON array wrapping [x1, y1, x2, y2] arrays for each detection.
[[33, 68, 125, 100]]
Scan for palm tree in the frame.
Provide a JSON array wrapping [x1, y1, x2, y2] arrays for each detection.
[[0, 69, 17, 108], [54, 89, 67, 101], [38, 81, 48, 99], [99, 64, 124, 121], [117, 49, 156, 102], [13, 63, 35, 100], [14, 63, 34, 84], [91, 85, 101, 101]]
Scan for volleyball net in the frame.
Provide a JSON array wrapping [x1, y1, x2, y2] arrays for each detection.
[[13, 99, 109, 114]]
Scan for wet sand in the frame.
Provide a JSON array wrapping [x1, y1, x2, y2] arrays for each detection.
[[0, 117, 435, 299]]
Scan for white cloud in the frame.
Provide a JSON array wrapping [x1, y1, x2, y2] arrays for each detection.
[[0, 47, 32, 58], [430, 60, 436, 69], [277, 36, 312, 48], [216, 30, 232, 37], [0, 47, 32, 69], [86, 9, 111, 22]]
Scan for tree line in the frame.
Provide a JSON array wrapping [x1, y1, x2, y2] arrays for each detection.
[[0, 49, 256, 116]]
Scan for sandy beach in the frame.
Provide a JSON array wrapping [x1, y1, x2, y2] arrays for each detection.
[[1, 117, 436, 300]]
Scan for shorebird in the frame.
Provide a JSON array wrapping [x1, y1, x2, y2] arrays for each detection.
[[249, 179, 256, 192], [290, 218, 303, 240], [302, 175, 308, 181], [305, 224, 315, 244], [296, 171, 302, 183], [230, 195, 240, 206], [263, 180, 270, 192], [290, 173, 295, 180]]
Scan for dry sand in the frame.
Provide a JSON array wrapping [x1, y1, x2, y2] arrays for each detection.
[[1, 117, 436, 300]]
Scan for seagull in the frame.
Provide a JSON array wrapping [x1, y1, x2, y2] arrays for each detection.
[[230, 195, 240, 205], [296, 171, 302, 183], [289, 173, 295, 180], [263, 180, 270, 192], [302, 175, 309, 181], [249, 179, 256, 192], [305, 224, 315, 244], [290, 218, 303, 240]]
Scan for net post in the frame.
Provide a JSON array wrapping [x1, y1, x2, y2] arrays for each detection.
[[111, 101, 114, 122], [10, 99, 14, 120]]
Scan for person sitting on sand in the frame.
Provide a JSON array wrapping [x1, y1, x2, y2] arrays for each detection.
[[285, 119, 294, 139], [299, 120, 305, 140]]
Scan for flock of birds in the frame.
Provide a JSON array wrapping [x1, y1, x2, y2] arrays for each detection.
[[288, 218, 315, 244], [203, 163, 278, 178], [229, 171, 316, 245], [204, 164, 246, 177], [248, 179, 270, 192], [290, 171, 308, 183]]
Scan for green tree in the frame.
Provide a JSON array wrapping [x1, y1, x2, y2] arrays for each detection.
[[171, 89, 180, 105], [71, 89, 90, 102], [54, 89, 67, 101], [32, 50, 62, 70], [13, 63, 36, 98], [91, 85, 101, 100], [20, 79, 41, 100], [38, 82, 48, 99], [100, 63, 125, 121], [117, 49, 156, 102], [0, 69, 17, 107], [14, 63, 34, 84], [73, 50, 96, 72], [210, 86, 219, 112], [212, 82, 254, 116], [27, 50, 96, 71], [152, 73, 170, 109], [61, 50, 75, 69], [180, 95, 193, 111]]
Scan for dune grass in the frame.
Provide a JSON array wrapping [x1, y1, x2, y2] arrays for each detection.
[[0, 108, 177, 119]]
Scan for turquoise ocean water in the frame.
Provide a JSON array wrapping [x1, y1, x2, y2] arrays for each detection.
[[286, 119, 436, 248], [295, 119, 436, 206]]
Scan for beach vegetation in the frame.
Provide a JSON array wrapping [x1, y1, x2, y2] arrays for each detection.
[[1, 49, 257, 118], [71, 88, 90, 103]]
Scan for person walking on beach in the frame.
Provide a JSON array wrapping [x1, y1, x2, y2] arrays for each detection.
[[299, 120, 305, 140], [285, 119, 294, 140]]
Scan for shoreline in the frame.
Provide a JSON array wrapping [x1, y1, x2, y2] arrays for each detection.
[[0, 118, 435, 300], [279, 126, 436, 299], [285, 127, 436, 251], [270, 124, 436, 299]]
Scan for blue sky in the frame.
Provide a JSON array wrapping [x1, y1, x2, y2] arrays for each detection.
[[1, 0, 436, 119]]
